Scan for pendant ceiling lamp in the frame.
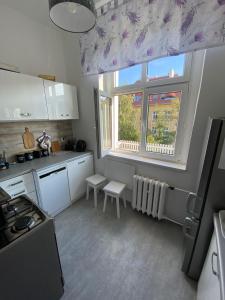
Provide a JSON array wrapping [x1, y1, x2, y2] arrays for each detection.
[[49, 0, 96, 33]]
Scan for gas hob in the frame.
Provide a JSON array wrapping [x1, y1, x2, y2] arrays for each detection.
[[0, 196, 45, 249]]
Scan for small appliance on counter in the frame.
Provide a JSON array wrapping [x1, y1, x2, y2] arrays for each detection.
[[16, 153, 26, 163], [41, 148, 49, 157], [0, 193, 64, 300], [16, 151, 35, 163], [24, 151, 34, 161], [64, 139, 76, 151], [76, 140, 87, 152], [15, 149, 49, 163], [33, 149, 42, 159]]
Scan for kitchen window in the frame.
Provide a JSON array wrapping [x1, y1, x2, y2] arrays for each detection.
[[96, 51, 205, 167]]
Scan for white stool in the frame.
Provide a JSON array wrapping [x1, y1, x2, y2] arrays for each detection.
[[86, 174, 107, 208], [103, 181, 126, 219]]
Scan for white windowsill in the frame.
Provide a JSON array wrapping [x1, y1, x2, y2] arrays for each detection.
[[107, 151, 187, 171]]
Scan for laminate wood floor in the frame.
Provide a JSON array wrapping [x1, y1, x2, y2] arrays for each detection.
[[55, 194, 196, 300]]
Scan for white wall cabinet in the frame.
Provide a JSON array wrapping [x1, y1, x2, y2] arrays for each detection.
[[197, 232, 221, 300], [44, 80, 79, 120], [67, 155, 94, 203], [0, 69, 48, 121], [0, 69, 79, 121]]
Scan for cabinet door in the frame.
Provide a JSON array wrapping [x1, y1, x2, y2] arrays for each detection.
[[0, 69, 48, 121], [67, 155, 94, 202], [44, 80, 79, 120], [197, 233, 221, 300]]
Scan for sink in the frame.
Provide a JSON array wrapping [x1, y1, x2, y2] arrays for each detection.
[[219, 210, 225, 238]]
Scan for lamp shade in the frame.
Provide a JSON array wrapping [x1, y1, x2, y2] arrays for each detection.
[[49, 0, 96, 33]]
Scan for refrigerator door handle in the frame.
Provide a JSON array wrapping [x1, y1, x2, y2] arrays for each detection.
[[211, 252, 218, 276], [186, 193, 197, 215]]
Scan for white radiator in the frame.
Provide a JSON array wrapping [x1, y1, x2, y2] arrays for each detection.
[[132, 175, 169, 220]]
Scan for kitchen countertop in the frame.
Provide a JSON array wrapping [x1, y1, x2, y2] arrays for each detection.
[[214, 213, 225, 300], [0, 151, 93, 182]]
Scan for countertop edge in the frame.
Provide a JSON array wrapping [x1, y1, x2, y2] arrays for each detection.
[[0, 152, 93, 182], [34, 152, 92, 172], [214, 213, 225, 300]]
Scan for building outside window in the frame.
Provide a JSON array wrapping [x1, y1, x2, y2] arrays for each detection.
[[165, 111, 171, 120], [152, 127, 157, 135], [152, 111, 157, 120]]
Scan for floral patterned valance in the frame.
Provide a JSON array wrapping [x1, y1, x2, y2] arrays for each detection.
[[80, 0, 225, 75]]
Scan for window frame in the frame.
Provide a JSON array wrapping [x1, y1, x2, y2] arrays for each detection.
[[94, 89, 113, 158], [112, 54, 192, 94], [139, 83, 189, 163], [99, 52, 206, 165]]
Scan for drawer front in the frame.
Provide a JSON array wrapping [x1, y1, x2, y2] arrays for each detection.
[[0, 176, 24, 192], [7, 186, 27, 199], [0, 172, 35, 198]]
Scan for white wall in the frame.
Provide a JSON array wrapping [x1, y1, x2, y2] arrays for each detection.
[[0, 4, 71, 83]]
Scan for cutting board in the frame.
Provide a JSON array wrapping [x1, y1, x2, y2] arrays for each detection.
[[22, 127, 35, 149], [51, 141, 61, 153]]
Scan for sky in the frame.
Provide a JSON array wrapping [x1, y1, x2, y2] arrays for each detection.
[[118, 54, 185, 86]]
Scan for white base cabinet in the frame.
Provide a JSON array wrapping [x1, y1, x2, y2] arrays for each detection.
[[67, 155, 94, 202], [197, 232, 221, 300]]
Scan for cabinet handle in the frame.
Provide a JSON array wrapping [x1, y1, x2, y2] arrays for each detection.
[[8, 180, 23, 188], [20, 113, 31, 117], [11, 190, 26, 198], [78, 160, 85, 165], [66, 114, 69, 117], [211, 252, 218, 276], [61, 114, 64, 117]]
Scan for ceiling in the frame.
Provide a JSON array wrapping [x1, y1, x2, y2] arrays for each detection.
[[0, 0, 107, 26]]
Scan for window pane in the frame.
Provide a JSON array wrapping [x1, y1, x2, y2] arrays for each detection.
[[147, 55, 185, 81], [115, 64, 142, 87], [117, 92, 143, 152], [146, 91, 181, 155], [100, 96, 112, 150]]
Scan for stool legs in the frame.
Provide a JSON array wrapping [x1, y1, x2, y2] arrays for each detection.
[[94, 188, 97, 208], [103, 193, 107, 213], [116, 196, 120, 219], [103, 191, 126, 218], [86, 184, 90, 200], [123, 191, 126, 208]]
